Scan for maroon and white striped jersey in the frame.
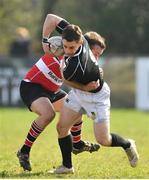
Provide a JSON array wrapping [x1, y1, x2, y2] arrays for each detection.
[[24, 54, 63, 92]]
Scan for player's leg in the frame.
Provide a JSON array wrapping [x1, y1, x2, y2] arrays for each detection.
[[71, 119, 83, 149], [91, 82, 130, 147], [17, 81, 56, 171], [54, 97, 100, 154], [86, 81, 139, 167], [50, 91, 82, 174], [17, 97, 55, 171], [24, 97, 55, 150], [54, 93, 86, 152], [71, 116, 100, 155], [53, 91, 100, 154], [93, 121, 139, 167], [65, 90, 100, 154], [94, 121, 129, 147], [51, 106, 81, 174]]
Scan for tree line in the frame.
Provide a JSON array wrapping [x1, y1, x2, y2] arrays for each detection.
[[0, 0, 149, 56]]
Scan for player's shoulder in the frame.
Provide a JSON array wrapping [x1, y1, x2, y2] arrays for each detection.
[[41, 54, 60, 63], [65, 56, 79, 65], [42, 54, 53, 60], [64, 56, 77, 71]]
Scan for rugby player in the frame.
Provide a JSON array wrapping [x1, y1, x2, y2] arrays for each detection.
[[42, 14, 139, 174], [17, 35, 100, 171]]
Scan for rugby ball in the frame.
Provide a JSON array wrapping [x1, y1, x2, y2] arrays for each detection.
[[48, 36, 64, 57]]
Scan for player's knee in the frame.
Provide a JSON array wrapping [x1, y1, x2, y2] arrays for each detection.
[[47, 110, 56, 122], [56, 122, 68, 137], [96, 136, 111, 146], [56, 122, 63, 135], [41, 110, 56, 125]]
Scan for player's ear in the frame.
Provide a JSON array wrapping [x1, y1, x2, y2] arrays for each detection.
[[79, 36, 84, 45]]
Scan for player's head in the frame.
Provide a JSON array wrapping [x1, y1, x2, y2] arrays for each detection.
[[62, 24, 83, 56], [84, 31, 106, 60], [15, 27, 30, 39]]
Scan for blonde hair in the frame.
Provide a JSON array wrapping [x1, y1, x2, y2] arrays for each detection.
[[15, 27, 30, 39]]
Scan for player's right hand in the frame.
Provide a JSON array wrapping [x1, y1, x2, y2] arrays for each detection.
[[42, 42, 50, 54]]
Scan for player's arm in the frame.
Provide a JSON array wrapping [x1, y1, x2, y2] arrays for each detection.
[[61, 58, 99, 91], [42, 14, 63, 54], [60, 60, 98, 91], [42, 14, 69, 54], [63, 78, 99, 92]]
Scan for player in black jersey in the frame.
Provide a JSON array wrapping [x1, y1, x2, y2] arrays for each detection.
[[42, 14, 139, 174], [42, 14, 101, 155]]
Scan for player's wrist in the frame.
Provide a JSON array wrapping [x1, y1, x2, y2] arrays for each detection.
[[42, 37, 49, 43]]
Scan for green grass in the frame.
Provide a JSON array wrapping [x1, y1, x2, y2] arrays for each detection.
[[0, 108, 149, 179]]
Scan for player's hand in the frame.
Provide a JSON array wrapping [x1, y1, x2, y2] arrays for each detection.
[[42, 42, 50, 54], [99, 67, 104, 79], [84, 80, 100, 91]]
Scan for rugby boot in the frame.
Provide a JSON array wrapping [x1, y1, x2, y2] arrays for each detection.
[[72, 141, 100, 155], [49, 165, 74, 174], [17, 150, 32, 171], [125, 139, 139, 167]]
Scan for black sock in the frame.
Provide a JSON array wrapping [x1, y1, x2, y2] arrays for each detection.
[[58, 135, 72, 168], [111, 133, 131, 150], [21, 145, 31, 154]]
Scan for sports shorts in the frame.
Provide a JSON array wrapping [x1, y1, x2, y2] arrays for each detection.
[[20, 80, 67, 110], [64, 82, 110, 123]]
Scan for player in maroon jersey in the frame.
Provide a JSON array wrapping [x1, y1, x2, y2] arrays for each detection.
[[17, 54, 66, 171]]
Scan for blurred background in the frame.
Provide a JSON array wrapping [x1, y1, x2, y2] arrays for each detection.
[[0, 0, 149, 110]]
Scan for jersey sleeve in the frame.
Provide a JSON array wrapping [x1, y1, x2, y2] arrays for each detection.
[[56, 20, 70, 34]]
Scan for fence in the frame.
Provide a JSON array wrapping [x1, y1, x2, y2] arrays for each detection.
[[0, 56, 148, 110]]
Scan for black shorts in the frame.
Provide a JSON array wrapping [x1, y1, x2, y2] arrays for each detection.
[[20, 80, 67, 110]]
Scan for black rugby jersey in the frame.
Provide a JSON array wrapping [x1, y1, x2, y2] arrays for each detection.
[[56, 20, 103, 86]]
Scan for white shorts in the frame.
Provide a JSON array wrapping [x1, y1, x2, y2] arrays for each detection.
[[64, 82, 111, 123]]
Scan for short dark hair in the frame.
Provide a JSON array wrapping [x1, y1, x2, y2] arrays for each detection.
[[62, 24, 83, 42], [84, 31, 106, 50]]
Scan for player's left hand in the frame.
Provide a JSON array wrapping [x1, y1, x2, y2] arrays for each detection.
[[84, 81, 100, 91], [99, 68, 104, 79]]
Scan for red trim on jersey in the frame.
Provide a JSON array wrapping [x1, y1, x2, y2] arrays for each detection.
[[24, 54, 63, 92]]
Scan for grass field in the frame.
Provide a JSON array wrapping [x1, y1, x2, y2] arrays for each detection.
[[0, 108, 149, 179]]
